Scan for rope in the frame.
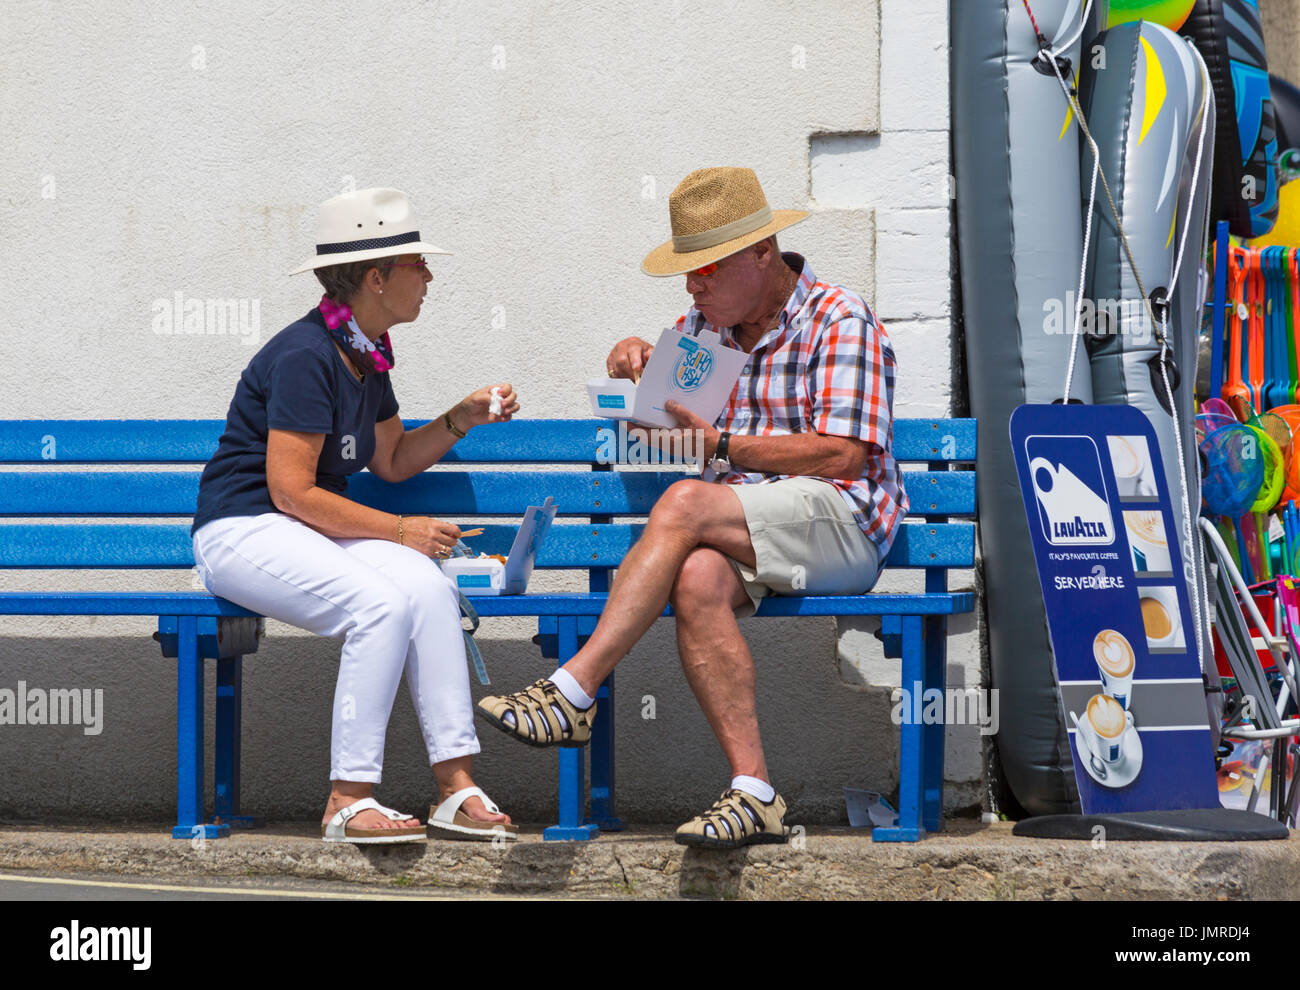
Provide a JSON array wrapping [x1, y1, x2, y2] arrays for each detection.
[[1055, 0, 1093, 54], [1019, 0, 1047, 45], [1064, 145, 1100, 404]]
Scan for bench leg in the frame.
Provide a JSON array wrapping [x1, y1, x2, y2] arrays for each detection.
[[922, 615, 946, 833], [874, 614, 925, 842], [172, 616, 227, 840], [213, 656, 263, 829], [586, 672, 624, 831], [544, 615, 599, 840]]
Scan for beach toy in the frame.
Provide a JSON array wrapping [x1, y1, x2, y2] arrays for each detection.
[[1181, 0, 1280, 238], [1202, 422, 1266, 580], [1201, 424, 1264, 515], [1107, 0, 1196, 30]]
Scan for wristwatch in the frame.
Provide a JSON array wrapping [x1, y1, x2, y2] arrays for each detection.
[[709, 432, 732, 475]]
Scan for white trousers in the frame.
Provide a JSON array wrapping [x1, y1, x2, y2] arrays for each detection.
[[191, 512, 479, 783]]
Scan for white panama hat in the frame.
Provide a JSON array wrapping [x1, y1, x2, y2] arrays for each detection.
[[288, 187, 451, 275]]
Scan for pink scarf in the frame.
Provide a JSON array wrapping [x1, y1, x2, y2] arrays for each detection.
[[318, 295, 394, 375]]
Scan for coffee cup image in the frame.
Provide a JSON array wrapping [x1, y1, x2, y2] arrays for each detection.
[[1093, 628, 1135, 709], [1107, 434, 1156, 499], [1123, 510, 1172, 574], [1070, 693, 1143, 787], [1138, 585, 1185, 651]]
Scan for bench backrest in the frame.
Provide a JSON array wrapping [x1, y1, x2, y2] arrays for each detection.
[[0, 419, 975, 589]]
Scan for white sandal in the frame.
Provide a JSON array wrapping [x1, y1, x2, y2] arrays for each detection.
[[321, 797, 427, 844], [428, 786, 519, 841]]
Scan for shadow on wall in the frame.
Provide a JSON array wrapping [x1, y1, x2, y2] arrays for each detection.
[[0, 616, 909, 826]]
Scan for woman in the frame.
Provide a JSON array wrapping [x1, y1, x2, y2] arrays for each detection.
[[190, 188, 520, 843]]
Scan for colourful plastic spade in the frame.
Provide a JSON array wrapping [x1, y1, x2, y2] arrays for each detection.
[[1266, 248, 1287, 408], [1263, 247, 1279, 409], [1224, 247, 1253, 421], [1292, 249, 1300, 404]]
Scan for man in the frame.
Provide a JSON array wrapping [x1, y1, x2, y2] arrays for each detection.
[[477, 167, 906, 847]]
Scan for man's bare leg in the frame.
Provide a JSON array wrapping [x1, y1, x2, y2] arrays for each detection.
[[562, 480, 755, 696], [670, 546, 770, 782]]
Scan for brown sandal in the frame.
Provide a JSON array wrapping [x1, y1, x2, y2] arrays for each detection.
[[674, 789, 789, 849], [476, 679, 596, 747]]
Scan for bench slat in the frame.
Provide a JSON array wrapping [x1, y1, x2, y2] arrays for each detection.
[[0, 418, 976, 464], [0, 590, 972, 617], [0, 520, 975, 569], [0, 469, 976, 517]]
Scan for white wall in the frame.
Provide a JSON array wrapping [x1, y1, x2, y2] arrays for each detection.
[[0, 0, 975, 825]]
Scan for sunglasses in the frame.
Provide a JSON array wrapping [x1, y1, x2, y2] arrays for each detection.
[[389, 256, 429, 270], [690, 261, 719, 277]]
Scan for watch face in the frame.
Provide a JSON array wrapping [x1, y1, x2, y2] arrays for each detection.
[[709, 457, 729, 474]]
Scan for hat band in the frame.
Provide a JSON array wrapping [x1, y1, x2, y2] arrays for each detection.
[[316, 230, 421, 255], [671, 206, 773, 254]]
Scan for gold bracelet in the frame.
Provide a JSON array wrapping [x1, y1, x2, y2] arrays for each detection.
[[444, 410, 467, 439], [397, 514, 404, 545]]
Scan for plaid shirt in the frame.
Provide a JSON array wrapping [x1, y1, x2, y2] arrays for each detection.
[[675, 253, 907, 560]]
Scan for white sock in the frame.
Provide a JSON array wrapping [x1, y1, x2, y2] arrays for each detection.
[[731, 775, 774, 803], [550, 668, 595, 709], [500, 669, 592, 734]]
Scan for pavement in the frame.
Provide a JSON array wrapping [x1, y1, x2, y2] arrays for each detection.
[[2, 818, 1300, 899]]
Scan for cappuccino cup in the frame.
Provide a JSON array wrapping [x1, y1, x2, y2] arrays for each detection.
[[1109, 436, 1145, 497], [1093, 629, 1135, 708], [1139, 587, 1180, 648], [1125, 510, 1171, 572], [1075, 693, 1135, 770]]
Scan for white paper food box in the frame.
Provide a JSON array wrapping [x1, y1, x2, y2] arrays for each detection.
[[586, 377, 637, 419], [440, 556, 507, 594], [584, 327, 748, 428], [438, 497, 557, 596]]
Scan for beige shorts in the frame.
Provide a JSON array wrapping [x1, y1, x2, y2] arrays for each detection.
[[725, 477, 883, 618]]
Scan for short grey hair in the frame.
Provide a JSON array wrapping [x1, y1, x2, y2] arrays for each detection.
[[314, 257, 397, 303]]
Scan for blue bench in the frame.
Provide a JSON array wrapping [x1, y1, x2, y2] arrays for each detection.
[[0, 417, 975, 842]]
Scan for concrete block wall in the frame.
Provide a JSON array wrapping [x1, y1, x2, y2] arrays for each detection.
[[1261, 0, 1300, 88], [0, 0, 973, 826], [822, 0, 982, 813]]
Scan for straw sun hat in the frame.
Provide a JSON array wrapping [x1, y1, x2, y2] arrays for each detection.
[[641, 167, 809, 277], [289, 187, 450, 275]]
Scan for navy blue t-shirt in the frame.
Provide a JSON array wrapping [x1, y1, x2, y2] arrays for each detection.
[[191, 308, 399, 536]]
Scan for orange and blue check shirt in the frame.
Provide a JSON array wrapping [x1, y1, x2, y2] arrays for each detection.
[[676, 253, 908, 560]]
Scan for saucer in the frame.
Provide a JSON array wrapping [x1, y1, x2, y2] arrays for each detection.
[[1075, 725, 1144, 789]]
